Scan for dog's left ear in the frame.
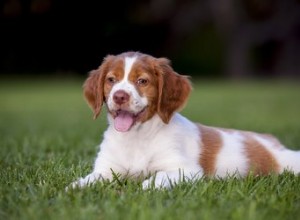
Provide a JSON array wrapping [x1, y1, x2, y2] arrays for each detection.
[[155, 58, 192, 124]]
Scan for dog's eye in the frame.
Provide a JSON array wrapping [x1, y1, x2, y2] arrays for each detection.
[[107, 77, 117, 85], [137, 78, 149, 86]]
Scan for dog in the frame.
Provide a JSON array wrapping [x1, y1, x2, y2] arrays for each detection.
[[69, 51, 300, 189]]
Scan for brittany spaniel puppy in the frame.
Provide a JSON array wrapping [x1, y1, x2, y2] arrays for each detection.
[[69, 51, 300, 189]]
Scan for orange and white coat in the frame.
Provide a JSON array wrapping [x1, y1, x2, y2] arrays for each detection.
[[70, 51, 300, 189]]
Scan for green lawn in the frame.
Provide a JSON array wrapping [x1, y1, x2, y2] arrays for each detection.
[[1, 78, 300, 220]]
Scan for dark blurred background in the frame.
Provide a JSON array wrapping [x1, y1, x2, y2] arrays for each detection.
[[1, 0, 300, 78]]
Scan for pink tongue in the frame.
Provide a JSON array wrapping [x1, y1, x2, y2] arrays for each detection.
[[114, 111, 135, 132]]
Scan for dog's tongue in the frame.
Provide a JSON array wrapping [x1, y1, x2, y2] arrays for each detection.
[[114, 111, 135, 132]]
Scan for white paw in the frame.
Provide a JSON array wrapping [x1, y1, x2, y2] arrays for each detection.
[[142, 175, 171, 189], [66, 173, 102, 191], [141, 170, 203, 189]]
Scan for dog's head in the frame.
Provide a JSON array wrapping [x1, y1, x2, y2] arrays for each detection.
[[83, 51, 191, 132]]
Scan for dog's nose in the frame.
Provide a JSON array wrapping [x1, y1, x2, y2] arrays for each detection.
[[113, 90, 130, 105]]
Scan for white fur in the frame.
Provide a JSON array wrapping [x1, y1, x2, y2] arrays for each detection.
[[214, 131, 248, 177], [124, 56, 136, 80]]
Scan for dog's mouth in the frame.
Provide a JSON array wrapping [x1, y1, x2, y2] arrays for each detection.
[[112, 108, 146, 132]]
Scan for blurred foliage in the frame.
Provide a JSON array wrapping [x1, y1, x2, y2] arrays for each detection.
[[174, 25, 224, 77], [0, 0, 299, 78]]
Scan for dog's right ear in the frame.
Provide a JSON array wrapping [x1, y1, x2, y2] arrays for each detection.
[[83, 56, 114, 119], [83, 69, 103, 119]]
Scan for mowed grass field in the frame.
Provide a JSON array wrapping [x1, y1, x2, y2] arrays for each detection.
[[1, 78, 300, 220]]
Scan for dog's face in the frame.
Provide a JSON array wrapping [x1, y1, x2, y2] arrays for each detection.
[[83, 52, 191, 132]]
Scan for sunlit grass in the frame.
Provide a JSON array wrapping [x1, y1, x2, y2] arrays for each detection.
[[0, 78, 300, 220]]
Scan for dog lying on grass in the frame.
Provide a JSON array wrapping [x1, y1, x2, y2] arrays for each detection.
[[68, 51, 300, 189]]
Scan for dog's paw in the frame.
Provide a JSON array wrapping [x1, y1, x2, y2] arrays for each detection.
[[142, 175, 171, 190], [141, 170, 202, 189], [65, 173, 102, 191]]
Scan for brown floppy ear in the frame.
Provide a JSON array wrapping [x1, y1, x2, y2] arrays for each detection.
[[83, 69, 104, 119], [155, 58, 192, 124], [83, 56, 113, 119]]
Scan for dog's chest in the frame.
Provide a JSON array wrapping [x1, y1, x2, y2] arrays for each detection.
[[101, 113, 200, 177], [122, 145, 153, 175], [103, 132, 160, 176]]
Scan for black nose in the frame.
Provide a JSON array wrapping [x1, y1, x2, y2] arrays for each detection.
[[113, 90, 130, 105]]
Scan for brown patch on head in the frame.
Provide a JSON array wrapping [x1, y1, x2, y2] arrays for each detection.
[[84, 51, 192, 124], [154, 58, 192, 123], [83, 55, 124, 119], [198, 125, 223, 176], [122, 52, 192, 124], [103, 58, 125, 101], [244, 135, 279, 175], [126, 54, 160, 122]]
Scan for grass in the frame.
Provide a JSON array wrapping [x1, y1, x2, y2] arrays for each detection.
[[0, 78, 300, 220]]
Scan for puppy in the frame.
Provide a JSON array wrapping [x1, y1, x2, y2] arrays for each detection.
[[69, 51, 300, 189]]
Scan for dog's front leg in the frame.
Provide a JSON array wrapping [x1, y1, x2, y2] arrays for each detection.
[[66, 167, 115, 190]]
